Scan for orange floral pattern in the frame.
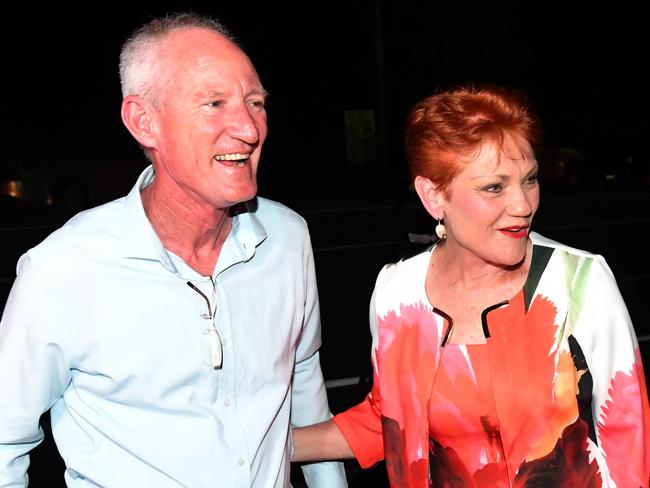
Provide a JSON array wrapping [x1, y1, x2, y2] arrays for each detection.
[[333, 240, 650, 488], [598, 348, 650, 488], [429, 293, 603, 486]]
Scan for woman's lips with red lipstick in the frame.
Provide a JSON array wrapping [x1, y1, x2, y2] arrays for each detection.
[[499, 226, 529, 238]]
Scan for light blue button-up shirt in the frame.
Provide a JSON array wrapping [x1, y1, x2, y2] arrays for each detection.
[[0, 166, 347, 487]]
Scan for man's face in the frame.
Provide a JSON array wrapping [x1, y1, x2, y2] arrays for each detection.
[[149, 28, 268, 210]]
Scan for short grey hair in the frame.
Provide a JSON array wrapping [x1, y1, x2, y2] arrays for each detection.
[[119, 12, 236, 105]]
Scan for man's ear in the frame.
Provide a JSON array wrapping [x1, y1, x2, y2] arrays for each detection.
[[414, 175, 445, 220], [121, 95, 158, 150]]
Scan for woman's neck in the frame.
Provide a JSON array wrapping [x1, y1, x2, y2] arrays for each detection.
[[431, 238, 532, 293]]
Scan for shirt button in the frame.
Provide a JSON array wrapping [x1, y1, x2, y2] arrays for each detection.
[[237, 458, 244, 466], [223, 398, 230, 407]]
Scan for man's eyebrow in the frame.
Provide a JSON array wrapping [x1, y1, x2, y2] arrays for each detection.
[[198, 88, 270, 99], [197, 90, 225, 100], [250, 87, 270, 99]]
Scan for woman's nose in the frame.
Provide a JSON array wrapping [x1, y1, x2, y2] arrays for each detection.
[[508, 187, 534, 216]]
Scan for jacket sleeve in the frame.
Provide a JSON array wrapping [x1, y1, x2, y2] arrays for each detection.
[[0, 253, 70, 487], [332, 287, 385, 468], [572, 255, 650, 487], [290, 236, 347, 487]]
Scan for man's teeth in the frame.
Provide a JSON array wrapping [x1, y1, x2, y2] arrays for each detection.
[[213, 153, 250, 161]]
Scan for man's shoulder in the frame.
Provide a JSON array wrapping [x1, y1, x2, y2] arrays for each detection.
[[28, 197, 128, 258], [249, 196, 308, 230]]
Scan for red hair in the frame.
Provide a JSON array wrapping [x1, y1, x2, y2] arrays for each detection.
[[404, 85, 541, 190]]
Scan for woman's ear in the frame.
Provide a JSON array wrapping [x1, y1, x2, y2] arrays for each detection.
[[120, 95, 159, 150], [414, 176, 445, 220]]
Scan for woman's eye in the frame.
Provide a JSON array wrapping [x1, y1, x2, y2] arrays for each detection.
[[483, 184, 502, 193], [526, 174, 539, 185]]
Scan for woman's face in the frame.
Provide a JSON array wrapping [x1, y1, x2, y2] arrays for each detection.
[[440, 139, 540, 268]]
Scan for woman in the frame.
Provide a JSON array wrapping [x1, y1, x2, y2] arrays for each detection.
[[293, 85, 650, 487]]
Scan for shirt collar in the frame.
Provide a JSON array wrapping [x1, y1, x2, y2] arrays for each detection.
[[121, 165, 267, 277]]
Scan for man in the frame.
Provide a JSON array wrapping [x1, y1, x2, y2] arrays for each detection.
[[0, 13, 347, 487]]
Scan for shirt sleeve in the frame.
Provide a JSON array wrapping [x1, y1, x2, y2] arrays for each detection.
[[332, 286, 385, 468], [0, 253, 71, 487], [573, 255, 650, 486], [291, 235, 347, 488]]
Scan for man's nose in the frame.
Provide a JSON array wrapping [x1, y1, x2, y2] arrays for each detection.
[[226, 104, 263, 144]]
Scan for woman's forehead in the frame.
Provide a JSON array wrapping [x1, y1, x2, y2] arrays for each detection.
[[462, 135, 534, 164]]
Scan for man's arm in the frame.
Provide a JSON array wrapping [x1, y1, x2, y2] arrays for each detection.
[[0, 254, 69, 487], [290, 238, 347, 487], [292, 420, 354, 462]]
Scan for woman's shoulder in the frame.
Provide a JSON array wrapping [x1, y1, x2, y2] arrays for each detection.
[[380, 246, 432, 276], [530, 231, 599, 260], [373, 246, 432, 297], [531, 231, 616, 291]]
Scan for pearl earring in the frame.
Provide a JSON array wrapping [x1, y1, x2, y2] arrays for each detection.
[[435, 219, 447, 240]]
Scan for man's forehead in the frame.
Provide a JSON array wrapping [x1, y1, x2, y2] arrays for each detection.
[[161, 32, 256, 72], [161, 27, 244, 64], [165, 26, 231, 45]]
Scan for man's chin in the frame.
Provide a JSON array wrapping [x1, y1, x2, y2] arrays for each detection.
[[228, 187, 258, 207], [241, 186, 258, 202]]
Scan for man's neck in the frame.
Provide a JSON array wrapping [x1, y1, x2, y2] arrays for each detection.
[[141, 182, 233, 277]]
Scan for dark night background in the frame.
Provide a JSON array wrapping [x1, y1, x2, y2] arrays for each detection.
[[3, 2, 645, 197], [1, 2, 648, 487]]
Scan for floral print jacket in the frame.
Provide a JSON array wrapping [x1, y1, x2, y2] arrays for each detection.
[[333, 232, 650, 487]]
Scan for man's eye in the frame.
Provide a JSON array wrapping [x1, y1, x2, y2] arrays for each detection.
[[209, 101, 223, 108], [250, 100, 265, 110]]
